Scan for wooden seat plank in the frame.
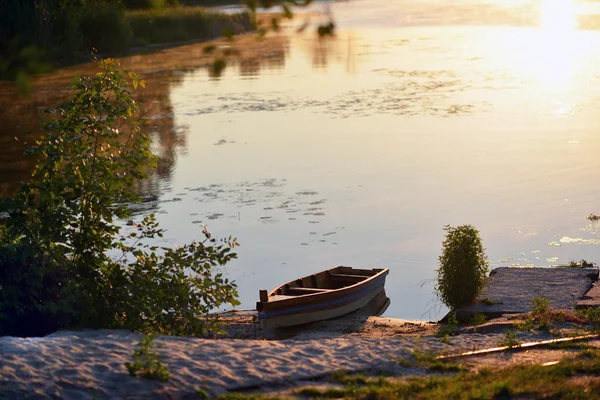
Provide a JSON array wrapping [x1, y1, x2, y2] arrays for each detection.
[[286, 287, 333, 295], [330, 273, 368, 281]]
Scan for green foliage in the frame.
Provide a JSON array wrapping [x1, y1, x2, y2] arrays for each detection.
[[125, 334, 170, 381], [479, 297, 495, 306], [530, 296, 553, 330], [2, 0, 318, 93], [514, 317, 536, 332], [297, 387, 324, 397], [0, 36, 54, 94], [330, 372, 369, 386], [577, 307, 600, 325], [126, 7, 254, 46], [1, 1, 255, 91], [497, 331, 521, 348], [80, 2, 132, 53], [0, 0, 87, 63], [471, 312, 487, 327], [217, 393, 275, 400], [411, 349, 467, 373], [587, 213, 600, 221], [439, 335, 451, 344], [397, 348, 466, 373], [542, 341, 592, 351], [435, 224, 489, 310], [0, 59, 239, 336], [567, 259, 596, 268], [286, 349, 600, 400], [436, 311, 458, 337], [532, 296, 550, 315], [514, 297, 586, 332]]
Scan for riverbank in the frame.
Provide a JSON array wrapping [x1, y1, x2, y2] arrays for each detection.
[[1, 2, 257, 91], [125, 7, 254, 49], [1, 316, 598, 399], [4, 266, 600, 398]]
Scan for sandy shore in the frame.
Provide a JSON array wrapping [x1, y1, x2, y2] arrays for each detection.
[[0, 315, 556, 399]]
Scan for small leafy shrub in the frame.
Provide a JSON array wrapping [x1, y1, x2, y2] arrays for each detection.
[[497, 331, 520, 348], [195, 388, 210, 399], [0, 59, 239, 337], [125, 334, 170, 381], [567, 259, 596, 268], [515, 297, 570, 331], [587, 213, 600, 222], [436, 225, 489, 310], [480, 297, 496, 306], [0, 36, 54, 94], [577, 307, 600, 325], [330, 372, 369, 386], [514, 317, 536, 332], [439, 334, 451, 344], [471, 312, 488, 327], [126, 7, 254, 46], [436, 311, 459, 337], [80, 2, 132, 53], [532, 297, 550, 316], [531, 297, 553, 330]]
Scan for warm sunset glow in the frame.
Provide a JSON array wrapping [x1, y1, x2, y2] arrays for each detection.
[[511, 0, 583, 90], [540, 0, 576, 34]]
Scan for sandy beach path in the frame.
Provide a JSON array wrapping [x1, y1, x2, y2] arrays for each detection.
[[0, 325, 554, 399]]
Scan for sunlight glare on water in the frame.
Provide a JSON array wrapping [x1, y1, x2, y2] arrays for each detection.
[[540, 0, 576, 33], [519, 0, 583, 89]]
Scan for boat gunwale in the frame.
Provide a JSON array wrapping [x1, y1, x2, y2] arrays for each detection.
[[262, 267, 389, 308]]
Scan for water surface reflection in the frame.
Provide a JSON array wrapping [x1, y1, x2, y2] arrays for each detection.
[[4, 0, 600, 320]]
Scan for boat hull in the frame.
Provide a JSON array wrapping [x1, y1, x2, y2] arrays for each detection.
[[257, 267, 389, 329]]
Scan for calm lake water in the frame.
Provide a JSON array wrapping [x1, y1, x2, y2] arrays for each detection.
[[3, 0, 600, 320]]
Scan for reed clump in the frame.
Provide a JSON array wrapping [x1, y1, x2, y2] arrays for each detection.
[[126, 7, 255, 47]]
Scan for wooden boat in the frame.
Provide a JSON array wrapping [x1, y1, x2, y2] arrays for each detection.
[[256, 266, 390, 329]]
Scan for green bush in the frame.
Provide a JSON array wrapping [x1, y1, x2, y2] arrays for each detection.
[[0, 59, 239, 337], [125, 334, 170, 381], [436, 311, 458, 337], [126, 7, 254, 46], [436, 225, 489, 310], [80, 2, 132, 53]]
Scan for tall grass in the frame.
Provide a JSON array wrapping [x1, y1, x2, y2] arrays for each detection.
[[80, 3, 133, 54], [126, 7, 255, 47]]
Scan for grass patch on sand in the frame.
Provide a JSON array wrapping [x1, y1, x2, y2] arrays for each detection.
[[514, 297, 600, 333], [396, 349, 468, 373], [541, 341, 594, 351], [126, 7, 254, 46], [479, 297, 497, 306], [496, 331, 521, 348], [292, 348, 600, 399]]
